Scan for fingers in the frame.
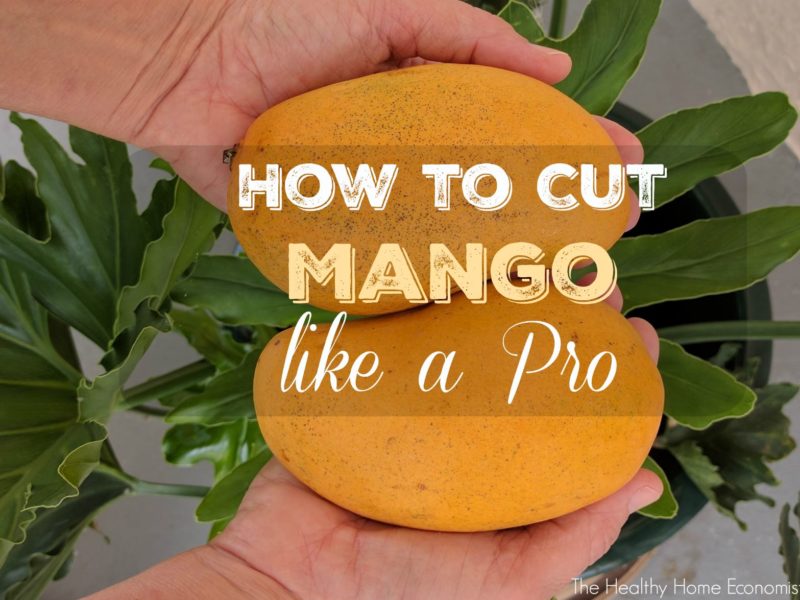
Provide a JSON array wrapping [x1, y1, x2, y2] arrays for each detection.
[[525, 469, 663, 598], [628, 317, 660, 362], [385, 0, 571, 84], [594, 117, 644, 165], [594, 116, 644, 232]]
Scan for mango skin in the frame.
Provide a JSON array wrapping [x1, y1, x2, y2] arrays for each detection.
[[229, 63, 627, 315], [254, 290, 663, 532]]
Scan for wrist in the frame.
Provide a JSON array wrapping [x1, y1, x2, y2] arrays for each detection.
[[86, 543, 295, 599], [0, 0, 228, 143]]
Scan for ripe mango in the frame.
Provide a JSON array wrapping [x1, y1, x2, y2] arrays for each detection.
[[230, 64, 627, 315], [254, 290, 663, 531]]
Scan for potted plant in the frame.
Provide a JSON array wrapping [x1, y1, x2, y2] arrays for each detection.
[[0, 0, 798, 597]]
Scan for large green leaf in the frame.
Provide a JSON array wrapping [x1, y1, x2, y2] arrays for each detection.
[[637, 93, 798, 207], [779, 492, 800, 598], [497, 1, 545, 42], [196, 448, 271, 538], [112, 179, 223, 339], [0, 472, 127, 599], [639, 456, 678, 519], [659, 339, 756, 430], [665, 384, 798, 529], [0, 115, 147, 347], [0, 262, 106, 566], [541, 0, 660, 115], [167, 351, 258, 426], [172, 255, 337, 327], [163, 420, 265, 481], [80, 180, 224, 422], [614, 207, 800, 312]]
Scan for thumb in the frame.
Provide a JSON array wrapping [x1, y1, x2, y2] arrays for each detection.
[[527, 468, 663, 597]]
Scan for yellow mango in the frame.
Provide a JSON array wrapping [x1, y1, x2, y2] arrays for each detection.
[[254, 290, 663, 532], [230, 64, 627, 315]]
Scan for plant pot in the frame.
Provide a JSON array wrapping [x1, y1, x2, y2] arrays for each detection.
[[581, 103, 774, 577]]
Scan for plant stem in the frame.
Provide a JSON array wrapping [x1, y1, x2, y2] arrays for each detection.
[[118, 360, 215, 411], [549, 0, 568, 38], [95, 463, 210, 498], [658, 321, 800, 345], [130, 404, 171, 417]]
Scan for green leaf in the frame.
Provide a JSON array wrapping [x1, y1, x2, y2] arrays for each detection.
[[614, 207, 800, 312], [639, 456, 678, 519], [172, 255, 337, 327], [541, 0, 660, 115], [497, 1, 545, 42], [0, 262, 106, 566], [0, 162, 48, 241], [78, 315, 169, 423], [167, 351, 258, 426], [665, 384, 798, 529], [112, 179, 223, 340], [637, 93, 798, 207], [659, 339, 756, 429], [163, 420, 265, 480], [0, 115, 147, 347], [196, 449, 271, 537], [0, 472, 127, 599], [658, 320, 800, 344], [779, 492, 800, 597], [668, 440, 725, 501], [171, 308, 246, 371], [80, 179, 224, 422]]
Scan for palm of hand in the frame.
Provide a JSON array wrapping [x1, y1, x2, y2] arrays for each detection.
[[213, 461, 657, 600]]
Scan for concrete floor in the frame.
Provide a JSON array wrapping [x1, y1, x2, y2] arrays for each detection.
[[0, 0, 796, 597]]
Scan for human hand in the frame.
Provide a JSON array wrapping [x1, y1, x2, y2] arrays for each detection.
[[116, 0, 586, 211]]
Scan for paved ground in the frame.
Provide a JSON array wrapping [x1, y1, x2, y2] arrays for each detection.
[[0, 0, 796, 597]]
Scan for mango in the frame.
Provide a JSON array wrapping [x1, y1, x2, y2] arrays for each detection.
[[254, 289, 663, 532], [230, 64, 627, 315]]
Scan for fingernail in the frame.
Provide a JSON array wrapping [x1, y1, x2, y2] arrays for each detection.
[[627, 486, 662, 513], [545, 48, 569, 58], [543, 48, 572, 77]]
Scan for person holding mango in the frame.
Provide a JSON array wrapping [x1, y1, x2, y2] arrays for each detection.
[[2, 0, 662, 598]]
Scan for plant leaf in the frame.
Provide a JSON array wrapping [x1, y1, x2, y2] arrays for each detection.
[[0, 262, 106, 566], [171, 255, 337, 327], [541, 0, 660, 115], [668, 440, 725, 502], [0, 115, 147, 347], [637, 93, 798, 207], [196, 448, 271, 537], [163, 420, 265, 480], [78, 315, 169, 423], [614, 207, 800, 312], [497, 0, 545, 42], [779, 492, 800, 596], [665, 384, 798, 529], [112, 179, 223, 340], [171, 308, 246, 372], [639, 456, 678, 519], [0, 472, 127, 598], [658, 339, 756, 429], [659, 320, 800, 344], [167, 351, 258, 426]]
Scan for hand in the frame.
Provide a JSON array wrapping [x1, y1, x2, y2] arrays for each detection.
[[115, 0, 582, 211]]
